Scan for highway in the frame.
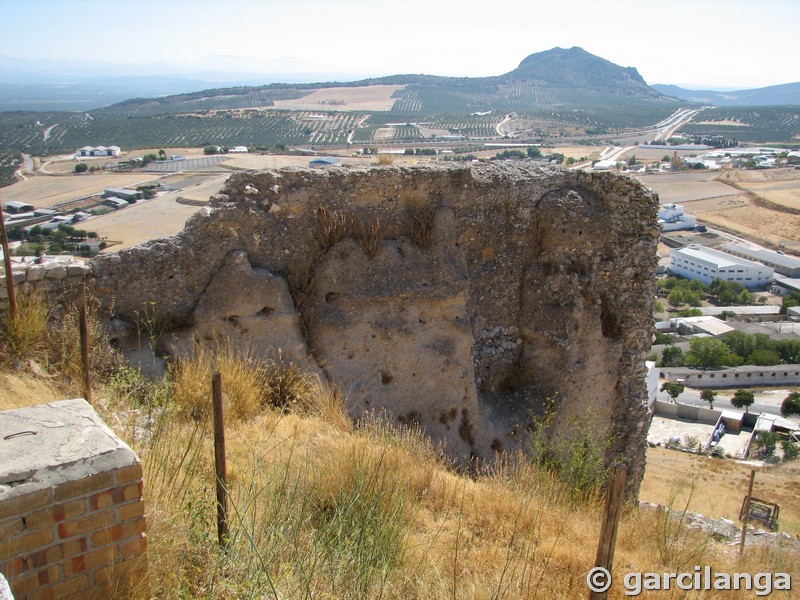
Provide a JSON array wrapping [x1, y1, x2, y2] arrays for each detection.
[[580, 107, 706, 170]]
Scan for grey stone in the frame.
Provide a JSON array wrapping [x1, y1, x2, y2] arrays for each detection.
[[44, 265, 67, 280]]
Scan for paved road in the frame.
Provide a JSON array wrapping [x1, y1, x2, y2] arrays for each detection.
[[657, 385, 797, 420]]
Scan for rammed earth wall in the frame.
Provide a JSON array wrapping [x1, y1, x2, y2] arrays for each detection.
[[12, 162, 658, 493]]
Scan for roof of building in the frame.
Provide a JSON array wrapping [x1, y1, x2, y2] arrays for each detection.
[[672, 245, 770, 271], [775, 278, 800, 292], [723, 243, 800, 269], [698, 305, 781, 316], [310, 156, 342, 166], [671, 316, 735, 336], [4, 200, 34, 209]]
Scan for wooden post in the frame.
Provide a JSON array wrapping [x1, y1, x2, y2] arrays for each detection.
[[0, 202, 17, 320], [78, 279, 92, 403], [739, 469, 756, 556], [212, 371, 229, 547], [590, 467, 627, 600]]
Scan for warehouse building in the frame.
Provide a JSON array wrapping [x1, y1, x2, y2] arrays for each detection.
[[669, 245, 773, 289], [722, 243, 800, 278]]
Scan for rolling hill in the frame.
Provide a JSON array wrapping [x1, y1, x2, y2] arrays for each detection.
[[653, 81, 800, 106]]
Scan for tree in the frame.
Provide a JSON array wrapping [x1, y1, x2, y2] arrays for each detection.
[[731, 389, 755, 413], [526, 146, 541, 158], [684, 337, 737, 368], [74, 162, 88, 173], [753, 430, 779, 458], [660, 381, 684, 401], [158, 149, 166, 160], [660, 346, 684, 367], [781, 391, 800, 418], [701, 389, 717, 410]]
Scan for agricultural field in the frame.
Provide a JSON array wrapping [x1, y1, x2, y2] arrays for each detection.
[[678, 106, 800, 144], [0, 150, 21, 188], [0, 110, 364, 152], [719, 167, 800, 211], [0, 171, 160, 208], [271, 85, 403, 112], [87, 192, 208, 250], [637, 168, 800, 254]]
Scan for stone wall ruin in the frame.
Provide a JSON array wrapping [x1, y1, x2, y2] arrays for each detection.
[[91, 162, 659, 491]]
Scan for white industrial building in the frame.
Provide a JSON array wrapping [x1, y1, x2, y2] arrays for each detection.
[[75, 145, 121, 158], [722, 243, 800, 278], [669, 245, 773, 288]]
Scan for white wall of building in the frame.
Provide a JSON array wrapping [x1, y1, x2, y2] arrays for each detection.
[[669, 245, 773, 288]]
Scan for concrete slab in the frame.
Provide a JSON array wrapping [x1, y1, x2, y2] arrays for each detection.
[[0, 398, 138, 502]]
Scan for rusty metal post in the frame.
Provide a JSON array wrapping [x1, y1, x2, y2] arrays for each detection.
[[739, 469, 756, 556], [212, 371, 229, 547], [0, 202, 17, 320], [78, 279, 92, 403], [590, 467, 627, 599]]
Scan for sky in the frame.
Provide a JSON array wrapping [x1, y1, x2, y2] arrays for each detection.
[[1, 0, 798, 90]]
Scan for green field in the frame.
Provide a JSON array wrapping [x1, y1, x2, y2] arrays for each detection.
[[0, 151, 21, 188], [678, 106, 800, 144]]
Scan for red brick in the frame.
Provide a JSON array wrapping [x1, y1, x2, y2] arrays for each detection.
[[118, 499, 145, 522], [89, 482, 143, 511], [0, 489, 52, 520], [92, 553, 147, 586], [36, 565, 60, 586], [0, 527, 53, 560], [90, 517, 145, 548], [57, 509, 114, 539], [0, 516, 24, 539], [114, 463, 143, 485], [25, 500, 86, 530], [2, 556, 25, 578], [62, 537, 88, 559], [24, 544, 63, 570], [66, 545, 117, 577], [31, 573, 89, 600], [9, 571, 39, 595], [121, 533, 147, 559], [54, 472, 113, 502]]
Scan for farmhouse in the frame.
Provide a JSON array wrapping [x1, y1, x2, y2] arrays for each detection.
[[658, 203, 696, 232], [2, 200, 34, 214], [75, 145, 121, 158], [669, 245, 773, 289], [105, 196, 130, 209], [722, 243, 800, 278], [309, 157, 342, 168], [104, 187, 142, 201]]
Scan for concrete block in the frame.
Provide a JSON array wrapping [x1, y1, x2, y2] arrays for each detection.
[[0, 399, 140, 504]]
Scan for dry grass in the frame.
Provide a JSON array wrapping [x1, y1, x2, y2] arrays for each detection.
[[1, 292, 798, 597], [404, 198, 436, 248]]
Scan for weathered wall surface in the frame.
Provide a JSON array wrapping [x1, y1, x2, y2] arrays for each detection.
[[92, 162, 659, 489]]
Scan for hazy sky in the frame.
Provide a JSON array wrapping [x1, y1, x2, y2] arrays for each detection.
[[2, 0, 798, 89]]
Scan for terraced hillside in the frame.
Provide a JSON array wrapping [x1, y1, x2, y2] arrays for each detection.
[[0, 47, 689, 152]]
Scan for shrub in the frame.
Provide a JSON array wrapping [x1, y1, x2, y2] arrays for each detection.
[[0, 290, 49, 363]]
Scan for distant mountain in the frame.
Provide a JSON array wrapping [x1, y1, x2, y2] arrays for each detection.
[[653, 82, 800, 106], [102, 47, 679, 118], [502, 46, 657, 96]]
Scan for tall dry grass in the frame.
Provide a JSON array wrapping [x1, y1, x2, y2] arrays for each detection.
[[1, 304, 797, 598]]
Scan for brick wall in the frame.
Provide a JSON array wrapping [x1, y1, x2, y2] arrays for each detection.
[[0, 400, 148, 600]]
